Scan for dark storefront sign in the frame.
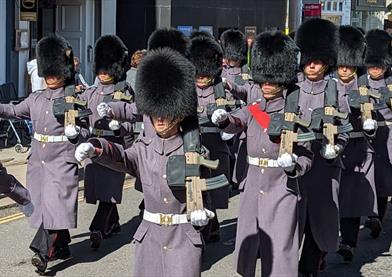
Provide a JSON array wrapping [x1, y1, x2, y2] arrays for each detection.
[[354, 0, 387, 11], [20, 0, 38, 21]]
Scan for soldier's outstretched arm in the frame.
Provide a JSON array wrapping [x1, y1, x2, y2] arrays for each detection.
[[226, 81, 251, 102], [88, 137, 139, 177], [0, 94, 34, 120], [215, 106, 249, 134], [110, 101, 141, 123]]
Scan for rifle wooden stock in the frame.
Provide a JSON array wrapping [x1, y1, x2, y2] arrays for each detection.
[[113, 90, 132, 101], [323, 123, 337, 146], [64, 109, 78, 127], [360, 102, 375, 122], [279, 130, 296, 156], [185, 176, 205, 214]]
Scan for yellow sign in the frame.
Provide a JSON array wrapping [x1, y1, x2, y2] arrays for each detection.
[[322, 15, 342, 25]]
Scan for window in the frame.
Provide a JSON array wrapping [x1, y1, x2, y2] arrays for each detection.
[[339, 2, 343, 11], [327, 1, 331, 11]]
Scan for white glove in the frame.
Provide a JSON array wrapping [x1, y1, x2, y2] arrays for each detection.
[[97, 102, 113, 118], [190, 209, 215, 227], [75, 143, 96, 162], [321, 144, 341, 160], [109, 120, 121, 131], [220, 132, 235, 141], [363, 119, 377, 132], [64, 125, 80, 139], [19, 202, 34, 217], [277, 153, 298, 172], [211, 109, 229, 125]]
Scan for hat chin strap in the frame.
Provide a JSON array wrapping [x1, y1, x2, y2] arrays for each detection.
[[338, 68, 357, 81], [99, 75, 114, 84], [369, 71, 385, 80], [305, 65, 328, 78], [156, 118, 182, 138]]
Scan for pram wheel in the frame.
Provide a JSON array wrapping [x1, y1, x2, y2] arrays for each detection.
[[14, 143, 27, 153]]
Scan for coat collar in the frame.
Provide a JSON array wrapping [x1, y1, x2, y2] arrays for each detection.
[[153, 134, 183, 156], [301, 78, 328, 95], [368, 75, 386, 90], [197, 85, 214, 98], [97, 82, 116, 95], [338, 77, 358, 96], [257, 89, 287, 113], [42, 87, 64, 100]]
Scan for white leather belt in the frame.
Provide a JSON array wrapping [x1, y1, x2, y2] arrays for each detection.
[[143, 210, 189, 226], [33, 133, 68, 143], [247, 156, 279, 168], [90, 127, 115, 137], [377, 121, 392, 127]]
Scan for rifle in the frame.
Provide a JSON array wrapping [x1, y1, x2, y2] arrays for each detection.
[[53, 85, 92, 127], [206, 79, 245, 117], [166, 116, 229, 214], [268, 88, 316, 156], [102, 81, 133, 103], [309, 79, 353, 145], [348, 86, 385, 123]]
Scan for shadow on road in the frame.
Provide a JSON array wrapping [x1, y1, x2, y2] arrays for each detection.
[[202, 217, 237, 271], [43, 215, 142, 276], [321, 206, 392, 277]]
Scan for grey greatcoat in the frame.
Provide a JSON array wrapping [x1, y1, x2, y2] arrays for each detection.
[[79, 83, 133, 204], [197, 85, 230, 209], [337, 78, 377, 217], [229, 82, 264, 185], [367, 77, 392, 197], [222, 93, 313, 277], [0, 88, 80, 229], [90, 134, 202, 277], [297, 78, 349, 252]]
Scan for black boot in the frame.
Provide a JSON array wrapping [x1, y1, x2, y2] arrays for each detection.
[[90, 230, 103, 249], [31, 254, 47, 275], [338, 243, 354, 263], [364, 217, 382, 239]]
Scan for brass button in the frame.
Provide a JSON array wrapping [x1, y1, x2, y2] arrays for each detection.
[[45, 111, 49, 114], [163, 197, 169, 203], [163, 246, 168, 250], [162, 174, 167, 179], [259, 190, 265, 195], [42, 144, 46, 149], [44, 127, 47, 132], [41, 160, 45, 165]]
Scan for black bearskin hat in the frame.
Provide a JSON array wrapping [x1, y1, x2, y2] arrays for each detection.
[[295, 18, 338, 68], [147, 28, 189, 56], [251, 31, 299, 85], [337, 25, 365, 67], [94, 35, 128, 82], [364, 29, 392, 68], [188, 36, 223, 77], [135, 48, 197, 119], [220, 29, 247, 61], [36, 35, 74, 80], [189, 30, 215, 40]]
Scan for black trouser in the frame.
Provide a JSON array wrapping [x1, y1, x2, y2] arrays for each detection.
[[30, 224, 71, 260], [340, 217, 361, 248], [90, 202, 119, 238], [375, 197, 389, 223], [299, 221, 327, 275], [201, 210, 220, 242]]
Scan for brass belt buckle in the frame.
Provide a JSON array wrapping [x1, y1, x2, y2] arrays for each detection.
[[160, 214, 173, 226], [95, 129, 103, 137], [259, 158, 268, 168], [41, 135, 49, 143]]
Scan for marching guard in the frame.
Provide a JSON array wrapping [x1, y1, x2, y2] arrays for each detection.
[[76, 48, 215, 277], [78, 35, 134, 249], [335, 25, 378, 263], [295, 19, 350, 276], [212, 31, 313, 277], [359, 29, 392, 238], [0, 35, 86, 274]]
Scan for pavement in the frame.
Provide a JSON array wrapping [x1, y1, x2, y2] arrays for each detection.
[[0, 146, 391, 276]]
